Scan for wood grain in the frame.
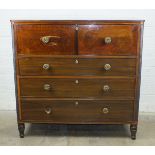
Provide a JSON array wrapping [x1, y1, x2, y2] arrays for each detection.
[[21, 99, 134, 123], [15, 24, 76, 55], [18, 57, 136, 76], [20, 78, 135, 99], [78, 25, 140, 55]]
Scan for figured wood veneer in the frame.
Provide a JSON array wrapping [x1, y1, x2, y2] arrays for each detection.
[[11, 20, 144, 139]]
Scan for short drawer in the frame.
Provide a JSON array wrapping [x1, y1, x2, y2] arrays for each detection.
[[20, 78, 135, 99], [21, 99, 134, 123], [18, 57, 136, 76], [78, 25, 140, 55], [15, 24, 75, 55]]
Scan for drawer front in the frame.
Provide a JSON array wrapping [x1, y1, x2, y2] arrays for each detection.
[[16, 24, 75, 55], [21, 99, 133, 122], [78, 25, 140, 55], [20, 78, 135, 99], [18, 57, 136, 76]]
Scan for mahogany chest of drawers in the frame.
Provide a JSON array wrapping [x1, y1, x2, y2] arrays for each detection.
[[11, 20, 144, 139]]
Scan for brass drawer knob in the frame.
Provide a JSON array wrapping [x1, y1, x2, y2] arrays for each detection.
[[75, 101, 79, 106], [43, 64, 50, 70], [75, 80, 79, 84], [41, 36, 50, 44], [102, 107, 109, 114], [43, 84, 51, 91], [104, 64, 111, 71], [103, 85, 110, 92], [75, 59, 79, 64], [105, 37, 112, 44], [44, 107, 52, 114]]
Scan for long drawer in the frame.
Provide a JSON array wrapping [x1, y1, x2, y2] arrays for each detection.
[[18, 57, 136, 76], [20, 78, 135, 99], [21, 99, 134, 123]]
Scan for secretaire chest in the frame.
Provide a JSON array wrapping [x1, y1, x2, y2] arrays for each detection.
[[11, 20, 144, 139]]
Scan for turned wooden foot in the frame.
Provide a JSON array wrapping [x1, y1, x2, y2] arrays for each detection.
[[18, 123, 25, 138], [130, 124, 137, 140]]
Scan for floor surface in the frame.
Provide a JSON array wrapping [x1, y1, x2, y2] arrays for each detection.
[[0, 111, 155, 146]]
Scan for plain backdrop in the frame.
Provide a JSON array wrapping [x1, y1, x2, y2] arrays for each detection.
[[0, 9, 155, 112]]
